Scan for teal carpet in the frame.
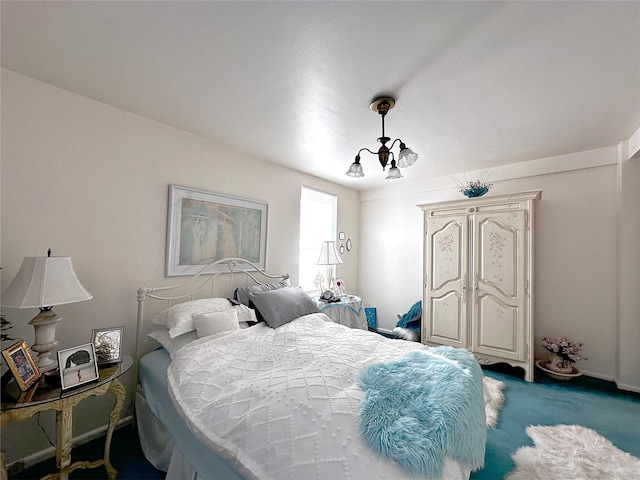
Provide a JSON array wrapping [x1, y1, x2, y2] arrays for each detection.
[[10, 426, 163, 479], [12, 367, 640, 479], [473, 366, 640, 479]]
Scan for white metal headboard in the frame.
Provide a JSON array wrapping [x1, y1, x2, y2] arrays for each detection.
[[135, 257, 289, 364]]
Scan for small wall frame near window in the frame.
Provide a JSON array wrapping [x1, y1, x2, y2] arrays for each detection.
[[2, 340, 40, 391], [166, 185, 268, 276], [338, 232, 346, 254], [91, 327, 124, 365]]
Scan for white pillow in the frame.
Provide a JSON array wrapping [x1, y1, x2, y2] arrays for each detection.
[[235, 303, 258, 324], [147, 329, 198, 359], [193, 309, 240, 338], [151, 298, 233, 338]]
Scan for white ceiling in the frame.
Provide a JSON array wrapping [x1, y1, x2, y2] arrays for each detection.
[[2, 1, 639, 191]]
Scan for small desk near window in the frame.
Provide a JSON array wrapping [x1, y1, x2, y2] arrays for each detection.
[[315, 295, 367, 330]]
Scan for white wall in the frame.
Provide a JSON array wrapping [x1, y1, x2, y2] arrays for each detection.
[[0, 69, 360, 464], [617, 137, 640, 391], [2, 67, 638, 467], [360, 145, 639, 390]]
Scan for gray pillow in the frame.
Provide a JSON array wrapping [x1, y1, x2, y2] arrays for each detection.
[[247, 287, 319, 328], [234, 279, 291, 306]]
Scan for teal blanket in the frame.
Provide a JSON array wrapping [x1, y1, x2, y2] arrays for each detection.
[[357, 346, 486, 478]]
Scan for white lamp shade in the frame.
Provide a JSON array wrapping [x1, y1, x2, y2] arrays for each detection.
[[1, 256, 93, 308], [316, 241, 344, 265], [346, 162, 365, 178], [385, 166, 404, 180], [397, 147, 418, 168]]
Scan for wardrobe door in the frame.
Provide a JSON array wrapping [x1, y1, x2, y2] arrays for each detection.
[[470, 210, 527, 361], [423, 214, 469, 347]]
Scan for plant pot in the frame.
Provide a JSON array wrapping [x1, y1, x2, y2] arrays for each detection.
[[462, 186, 489, 198], [547, 353, 575, 374], [535, 360, 582, 381]]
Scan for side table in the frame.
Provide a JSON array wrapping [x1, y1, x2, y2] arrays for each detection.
[[1, 354, 133, 480], [315, 295, 367, 330]]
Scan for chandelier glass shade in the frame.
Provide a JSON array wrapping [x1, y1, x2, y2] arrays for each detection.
[[347, 96, 418, 180], [346, 159, 364, 177]]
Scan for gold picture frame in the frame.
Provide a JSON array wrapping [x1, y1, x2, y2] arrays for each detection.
[[2, 340, 41, 391], [91, 327, 124, 365]]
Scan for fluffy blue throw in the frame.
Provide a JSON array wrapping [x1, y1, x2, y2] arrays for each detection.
[[357, 346, 486, 478], [396, 300, 422, 332]]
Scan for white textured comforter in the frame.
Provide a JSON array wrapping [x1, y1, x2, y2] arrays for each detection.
[[167, 313, 473, 480]]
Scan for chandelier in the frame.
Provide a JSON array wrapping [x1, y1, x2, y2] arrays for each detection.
[[346, 96, 418, 180]]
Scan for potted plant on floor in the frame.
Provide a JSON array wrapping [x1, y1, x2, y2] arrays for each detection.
[[538, 336, 587, 379]]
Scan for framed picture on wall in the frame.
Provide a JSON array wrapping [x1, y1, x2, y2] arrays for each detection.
[[166, 185, 269, 276]]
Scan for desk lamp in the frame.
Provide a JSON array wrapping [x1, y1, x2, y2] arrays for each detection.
[[316, 241, 343, 295], [1, 250, 92, 370]]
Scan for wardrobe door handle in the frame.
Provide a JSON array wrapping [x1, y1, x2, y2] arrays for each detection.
[[474, 275, 479, 304], [462, 274, 467, 303]]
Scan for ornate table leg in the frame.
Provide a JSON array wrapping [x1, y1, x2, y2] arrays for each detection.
[[1, 415, 8, 480], [38, 381, 118, 480], [102, 378, 125, 480], [56, 403, 73, 480], [1, 451, 8, 480]]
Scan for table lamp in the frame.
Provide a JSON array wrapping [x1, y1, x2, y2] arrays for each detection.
[[316, 241, 343, 294], [1, 250, 92, 370]]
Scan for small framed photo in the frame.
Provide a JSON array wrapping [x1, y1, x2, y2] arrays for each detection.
[[2, 340, 41, 391], [91, 327, 124, 365], [57, 344, 99, 391], [333, 278, 346, 296]]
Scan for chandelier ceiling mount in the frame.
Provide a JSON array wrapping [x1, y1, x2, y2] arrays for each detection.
[[346, 96, 418, 180]]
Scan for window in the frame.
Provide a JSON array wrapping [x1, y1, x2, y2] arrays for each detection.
[[299, 186, 337, 292]]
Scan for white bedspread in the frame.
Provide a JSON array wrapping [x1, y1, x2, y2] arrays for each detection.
[[167, 313, 473, 480]]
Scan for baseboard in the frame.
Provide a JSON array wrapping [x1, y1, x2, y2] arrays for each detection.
[[613, 381, 640, 394], [6, 415, 133, 471], [556, 369, 640, 394], [582, 370, 640, 394], [579, 369, 616, 382]]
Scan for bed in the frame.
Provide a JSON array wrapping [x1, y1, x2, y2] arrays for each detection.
[[135, 258, 488, 480]]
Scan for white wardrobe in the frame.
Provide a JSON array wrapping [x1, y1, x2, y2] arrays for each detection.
[[419, 190, 541, 382]]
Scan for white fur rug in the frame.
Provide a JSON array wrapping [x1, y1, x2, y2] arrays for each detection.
[[393, 326, 420, 342], [506, 424, 640, 480], [483, 376, 506, 429]]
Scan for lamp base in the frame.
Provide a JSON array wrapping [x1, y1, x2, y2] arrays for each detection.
[[326, 266, 334, 294], [29, 308, 61, 370]]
